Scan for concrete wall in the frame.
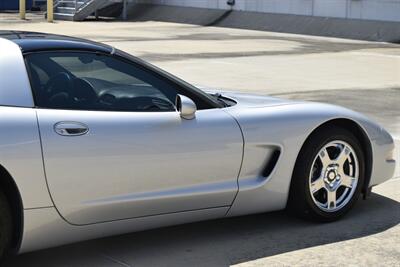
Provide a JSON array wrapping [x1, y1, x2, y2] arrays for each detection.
[[133, 0, 400, 22]]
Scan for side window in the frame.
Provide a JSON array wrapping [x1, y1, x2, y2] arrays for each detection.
[[25, 52, 178, 112]]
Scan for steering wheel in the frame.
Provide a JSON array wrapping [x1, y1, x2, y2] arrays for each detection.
[[41, 72, 75, 107], [71, 78, 98, 107], [44, 72, 74, 97]]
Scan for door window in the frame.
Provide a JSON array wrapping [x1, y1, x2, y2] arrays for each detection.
[[25, 52, 179, 112]]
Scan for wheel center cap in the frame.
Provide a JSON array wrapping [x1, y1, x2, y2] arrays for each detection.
[[324, 166, 341, 189], [327, 171, 336, 182]]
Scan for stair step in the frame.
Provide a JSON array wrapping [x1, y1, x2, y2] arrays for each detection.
[[58, 3, 81, 8], [53, 13, 75, 21], [56, 6, 76, 14], [57, 0, 85, 8], [57, 0, 86, 3]]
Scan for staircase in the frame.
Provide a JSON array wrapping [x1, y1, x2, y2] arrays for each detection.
[[53, 0, 122, 21]]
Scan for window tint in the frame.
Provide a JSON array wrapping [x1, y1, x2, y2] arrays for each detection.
[[25, 52, 179, 112]]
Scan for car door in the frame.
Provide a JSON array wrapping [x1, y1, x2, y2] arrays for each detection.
[[26, 51, 243, 225]]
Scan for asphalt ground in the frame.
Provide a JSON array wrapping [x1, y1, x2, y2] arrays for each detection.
[[1, 12, 399, 267]]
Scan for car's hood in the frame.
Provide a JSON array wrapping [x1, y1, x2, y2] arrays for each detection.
[[203, 89, 386, 142]]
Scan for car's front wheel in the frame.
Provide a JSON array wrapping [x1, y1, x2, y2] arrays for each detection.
[[288, 125, 365, 222]]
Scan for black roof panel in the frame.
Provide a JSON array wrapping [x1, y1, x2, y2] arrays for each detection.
[[0, 31, 113, 54]]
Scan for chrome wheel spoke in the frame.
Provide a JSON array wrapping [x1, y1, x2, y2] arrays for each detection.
[[319, 148, 331, 168], [310, 176, 325, 194], [327, 189, 337, 210], [341, 174, 355, 188], [335, 145, 350, 166]]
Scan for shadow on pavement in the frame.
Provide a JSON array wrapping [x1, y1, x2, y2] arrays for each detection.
[[4, 192, 400, 267], [79, 31, 399, 62]]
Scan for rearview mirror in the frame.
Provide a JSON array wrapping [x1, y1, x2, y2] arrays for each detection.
[[176, 94, 196, 120]]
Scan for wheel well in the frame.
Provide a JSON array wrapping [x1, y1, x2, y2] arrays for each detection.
[[295, 118, 373, 196], [0, 165, 23, 254]]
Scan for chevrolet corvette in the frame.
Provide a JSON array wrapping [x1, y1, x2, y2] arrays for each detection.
[[0, 31, 395, 258]]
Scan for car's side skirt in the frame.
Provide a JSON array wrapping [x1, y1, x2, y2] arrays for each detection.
[[19, 206, 229, 253]]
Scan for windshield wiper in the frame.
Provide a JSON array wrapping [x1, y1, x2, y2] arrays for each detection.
[[210, 93, 229, 107]]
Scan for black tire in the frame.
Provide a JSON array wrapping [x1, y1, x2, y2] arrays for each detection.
[[0, 191, 12, 260], [288, 125, 365, 222]]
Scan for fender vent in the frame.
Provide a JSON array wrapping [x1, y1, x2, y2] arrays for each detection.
[[261, 150, 281, 178]]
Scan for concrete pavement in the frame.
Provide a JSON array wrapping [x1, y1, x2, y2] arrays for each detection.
[[1, 12, 399, 267]]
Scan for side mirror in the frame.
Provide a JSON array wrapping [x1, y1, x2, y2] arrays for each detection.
[[176, 94, 196, 120]]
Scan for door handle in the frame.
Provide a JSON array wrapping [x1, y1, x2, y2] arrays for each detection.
[[54, 122, 89, 136]]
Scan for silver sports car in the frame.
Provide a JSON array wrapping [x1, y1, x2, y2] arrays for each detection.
[[0, 31, 395, 258]]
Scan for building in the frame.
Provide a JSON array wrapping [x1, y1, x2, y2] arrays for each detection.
[[133, 0, 400, 23]]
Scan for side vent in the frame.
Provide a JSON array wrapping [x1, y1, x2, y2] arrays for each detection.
[[261, 149, 281, 178]]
